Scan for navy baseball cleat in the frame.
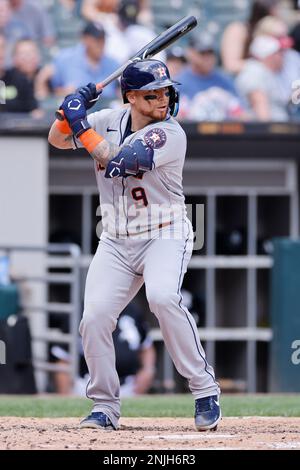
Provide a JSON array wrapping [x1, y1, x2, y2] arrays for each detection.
[[194, 395, 221, 431], [80, 412, 115, 430]]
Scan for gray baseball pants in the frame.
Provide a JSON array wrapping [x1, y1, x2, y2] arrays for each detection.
[[79, 219, 219, 428]]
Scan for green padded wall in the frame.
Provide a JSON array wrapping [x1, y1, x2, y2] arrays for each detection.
[[270, 239, 300, 392], [0, 284, 19, 320]]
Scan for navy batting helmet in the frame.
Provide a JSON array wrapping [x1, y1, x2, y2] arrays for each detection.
[[120, 59, 180, 116]]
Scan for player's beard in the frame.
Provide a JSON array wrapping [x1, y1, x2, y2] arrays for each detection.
[[141, 105, 169, 122]]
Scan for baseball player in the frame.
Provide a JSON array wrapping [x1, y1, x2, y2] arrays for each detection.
[[48, 58, 221, 431]]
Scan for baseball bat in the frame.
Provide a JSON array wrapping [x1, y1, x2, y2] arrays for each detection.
[[55, 15, 197, 121]]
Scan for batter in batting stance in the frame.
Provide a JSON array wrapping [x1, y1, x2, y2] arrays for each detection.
[[48, 59, 221, 431]]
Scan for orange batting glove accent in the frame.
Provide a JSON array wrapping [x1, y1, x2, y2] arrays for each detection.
[[55, 118, 72, 135], [79, 129, 104, 154]]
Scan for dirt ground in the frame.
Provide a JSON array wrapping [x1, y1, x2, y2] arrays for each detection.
[[1, 417, 300, 450]]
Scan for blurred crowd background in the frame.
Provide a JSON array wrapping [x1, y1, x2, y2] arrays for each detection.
[[1, 0, 300, 122]]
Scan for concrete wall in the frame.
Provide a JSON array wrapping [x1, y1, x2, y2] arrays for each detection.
[[0, 137, 48, 390]]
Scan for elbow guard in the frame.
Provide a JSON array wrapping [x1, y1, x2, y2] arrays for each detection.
[[105, 139, 154, 178]]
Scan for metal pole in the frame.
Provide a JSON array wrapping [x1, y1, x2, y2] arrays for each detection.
[[69, 244, 81, 388]]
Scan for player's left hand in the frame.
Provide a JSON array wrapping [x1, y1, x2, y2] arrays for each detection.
[[77, 83, 102, 109], [59, 93, 90, 137]]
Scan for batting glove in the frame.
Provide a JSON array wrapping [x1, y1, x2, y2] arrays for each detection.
[[77, 82, 102, 110], [59, 93, 91, 138]]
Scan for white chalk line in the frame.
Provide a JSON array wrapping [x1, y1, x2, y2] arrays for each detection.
[[162, 447, 241, 451], [145, 434, 235, 440], [267, 442, 300, 449]]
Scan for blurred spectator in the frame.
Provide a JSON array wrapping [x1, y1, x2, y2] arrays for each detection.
[[82, 0, 128, 63], [175, 33, 243, 121], [254, 14, 292, 39], [117, 0, 165, 62], [48, 0, 84, 50], [9, 0, 55, 47], [40, 22, 120, 100], [0, 0, 29, 65], [0, 33, 38, 112], [290, 21, 300, 52], [221, 0, 282, 74], [81, 0, 157, 63], [176, 34, 239, 100], [166, 46, 186, 78], [52, 304, 156, 397], [82, 0, 119, 18], [236, 35, 290, 121], [12, 38, 41, 81], [185, 87, 245, 122], [81, 0, 153, 27], [135, 0, 153, 28], [12, 38, 44, 117], [34, 62, 56, 103], [276, 0, 300, 29], [253, 16, 300, 104]]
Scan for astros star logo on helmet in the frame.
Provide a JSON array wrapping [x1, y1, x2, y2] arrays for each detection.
[[156, 66, 167, 78]]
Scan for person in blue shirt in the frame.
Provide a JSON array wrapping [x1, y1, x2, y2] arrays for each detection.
[[51, 22, 120, 101], [175, 33, 239, 101], [174, 33, 244, 120]]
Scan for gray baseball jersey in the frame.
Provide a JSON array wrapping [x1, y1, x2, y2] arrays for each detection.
[[74, 107, 187, 238], [76, 107, 220, 428]]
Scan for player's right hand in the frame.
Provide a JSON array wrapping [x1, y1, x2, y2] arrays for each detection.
[[77, 83, 102, 110], [60, 93, 90, 138]]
